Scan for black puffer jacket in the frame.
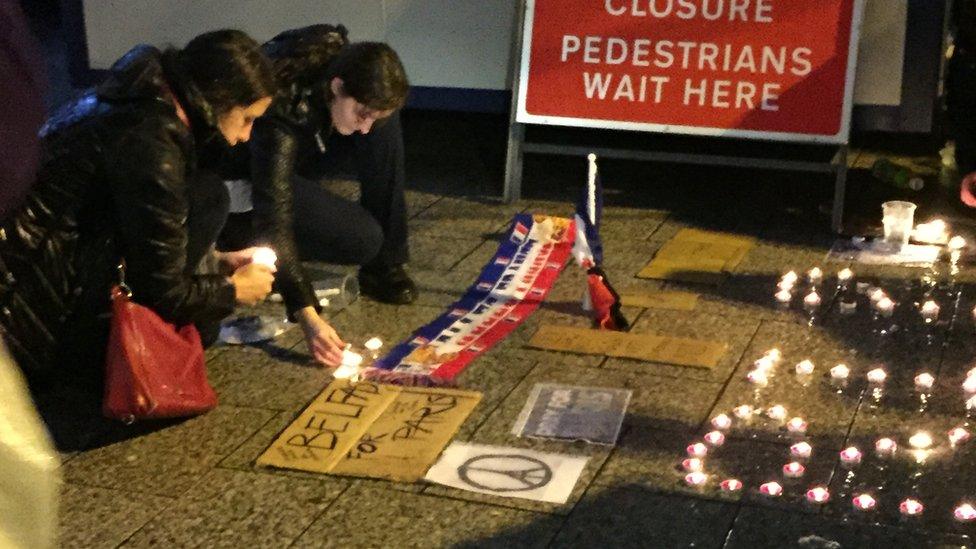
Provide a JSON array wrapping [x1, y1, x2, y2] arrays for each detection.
[[0, 45, 236, 381], [244, 25, 348, 319]]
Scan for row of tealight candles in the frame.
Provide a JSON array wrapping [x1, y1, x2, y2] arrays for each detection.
[[332, 337, 384, 380]]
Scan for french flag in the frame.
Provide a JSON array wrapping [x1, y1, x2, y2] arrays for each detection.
[[572, 154, 629, 331]]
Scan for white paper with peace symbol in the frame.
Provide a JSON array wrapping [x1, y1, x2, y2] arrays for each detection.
[[424, 442, 589, 503]]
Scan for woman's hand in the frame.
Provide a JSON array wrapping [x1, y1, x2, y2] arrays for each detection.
[[230, 263, 275, 305], [297, 307, 345, 366], [962, 172, 976, 207]]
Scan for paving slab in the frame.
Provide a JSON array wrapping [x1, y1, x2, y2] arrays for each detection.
[[205, 344, 332, 412], [59, 483, 173, 549]]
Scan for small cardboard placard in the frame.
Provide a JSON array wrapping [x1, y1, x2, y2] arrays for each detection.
[[638, 229, 754, 284], [257, 380, 481, 481], [424, 442, 589, 504], [527, 325, 726, 369], [620, 291, 699, 311], [512, 384, 631, 445]]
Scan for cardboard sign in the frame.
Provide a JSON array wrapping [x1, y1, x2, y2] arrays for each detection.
[[258, 381, 481, 481], [528, 325, 726, 369], [638, 229, 754, 284], [331, 387, 482, 481], [512, 384, 631, 445], [516, 0, 864, 143], [425, 442, 589, 504], [620, 290, 699, 311]]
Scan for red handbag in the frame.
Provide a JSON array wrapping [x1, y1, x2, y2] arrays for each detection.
[[102, 280, 217, 422]]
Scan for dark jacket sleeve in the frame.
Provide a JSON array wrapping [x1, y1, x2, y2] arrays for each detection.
[[249, 116, 320, 319], [107, 114, 236, 325]]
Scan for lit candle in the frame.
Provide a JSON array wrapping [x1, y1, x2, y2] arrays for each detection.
[[790, 441, 813, 459], [703, 431, 726, 447], [684, 472, 708, 486], [786, 417, 808, 434], [875, 437, 897, 456], [900, 498, 924, 516], [915, 219, 948, 244], [852, 494, 877, 511], [856, 282, 871, 294], [250, 247, 278, 268], [839, 300, 857, 315], [955, 503, 976, 522], [840, 446, 862, 466], [777, 277, 795, 291], [759, 481, 783, 497], [830, 364, 850, 380], [909, 432, 933, 449], [949, 235, 967, 250], [914, 372, 935, 390], [767, 405, 788, 421], [364, 337, 383, 352], [949, 427, 971, 446], [969, 367, 976, 379], [806, 486, 830, 504], [720, 479, 743, 492], [866, 368, 887, 384], [775, 289, 792, 304], [803, 290, 821, 310], [733, 405, 754, 420], [869, 288, 886, 303], [963, 376, 976, 393], [782, 461, 805, 478], [765, 349, 783, 364], [682, 458, 704, 472], [795, 360, 815, 375], [875, 297, 895, 317], [711, 414, 732, 430], [921, 300, 940, 322], [331, 363, 360, 380], [687, 443, 709, 457], [753, 356, 775, 372], [746, 370, 769, 386], [781, 271, 799, 285], [837, 268, 854, 284], [967, 395, 976, 410], [807, 267, 823, 284]]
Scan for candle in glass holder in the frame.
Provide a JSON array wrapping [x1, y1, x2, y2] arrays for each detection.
[[720, 479, 743, 492], [875, 297, 895, 317], [790, 441, 813, 459], [866, 368, 887, 384], [703, 431, 726, 446], [687, 443, 709, 457], [909, 432, 933, 449], [900, 498, 924, 517], [803, 290, 821, 310], [782, 461, 805, 478], [786, 417, 808, 434], [684, 472, 708, 487], [806, 486, 830, 504], [852, 494, 877, 511], [682, 458, 704, 472], [759, 481, 783, 497], [795, 360, 815, 375], [875, 437, 897, 456], [711, 414, 732, 430], [840, 446, 862, 466], [830, 364, 850, 380], [955, 503, 976, 522], [767, 405, 788, 421], [949, 427, 971, 446], [733, 405, 754, 420], [775, 289, 792, 304], [921, 300, 940, 322], [914, 372, 935, 391], [949, 235, 967, 250], [807, 267, 823, 284]]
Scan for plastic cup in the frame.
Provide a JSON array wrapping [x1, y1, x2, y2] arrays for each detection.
[[881, 201, 916, 250]]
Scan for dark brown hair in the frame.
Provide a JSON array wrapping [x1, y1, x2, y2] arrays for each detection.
[[327, 42, 409, 112]]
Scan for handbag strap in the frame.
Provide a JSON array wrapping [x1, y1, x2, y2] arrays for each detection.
[[115, 261, 132, 299]]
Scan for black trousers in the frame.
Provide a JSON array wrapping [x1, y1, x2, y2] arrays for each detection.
[[221, 112, 409, 270]]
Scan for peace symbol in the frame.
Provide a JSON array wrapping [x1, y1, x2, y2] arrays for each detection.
[[457, 454, 554, 492]]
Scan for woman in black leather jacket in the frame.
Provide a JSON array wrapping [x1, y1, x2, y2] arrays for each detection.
[[218, 25, 410, 367], [0, 30, 277, 389]]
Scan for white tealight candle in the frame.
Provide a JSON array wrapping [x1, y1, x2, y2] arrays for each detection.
[[921, 300, 940, 322], [711, 414, 732, 430], [684, 472, 708, 486], [869, 288, 886, 303], [790, 441, 813, 459], [703, 431, 726, 447], [909, 432, 933, 449], [687, 443, 709, 457], [955, 503, 976, 522], [875, 297, 895, 317], [364, 337, 383, 352], [786, 417, 808, 434], [795, 360, 815, 375], [807, 267, 823, 284], [950, 235, 967, 250], [806, 486, 830, 504], [746, 370, 769, 386], [781, 271, 799, 285], [250, 247, 278, 268], [719, 479, 743, 492], [733, 405, 754, 420], [767, 405, 788, 421], [682, 458, 704, 472], [775, 289, 792, 304], [875, 437, 897, 456], [341, 349, 364, 368], [840, 446, 862, 466], [866, 368, 887, 384], [900, 499, 924, 517], [332, 363, 360, 380], [837, 268, 854, 283], [753, 356, 776, 372], [914, 373, 935, 390], [759, 481, 783, 497], [803, 290, 821, 310], [765, 349, 783, 364], [949, 427, 971, 446], [782, 461, 805, 478], [963, 376, 976, 393], [852, 494, 877, 511], [830, 364, 850, 380], [967, 395, 976, 410]]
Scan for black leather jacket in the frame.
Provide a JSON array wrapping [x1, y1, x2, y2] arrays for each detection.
[[244, 25, 348, 319], [0, 45, 236, 378]]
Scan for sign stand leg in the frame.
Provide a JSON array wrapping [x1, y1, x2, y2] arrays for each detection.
[[831, 146, 849, 234], [504, 122, 525, 203]]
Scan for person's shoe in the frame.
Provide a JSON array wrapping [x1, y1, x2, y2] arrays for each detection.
[[358, 265, 418, 305]]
